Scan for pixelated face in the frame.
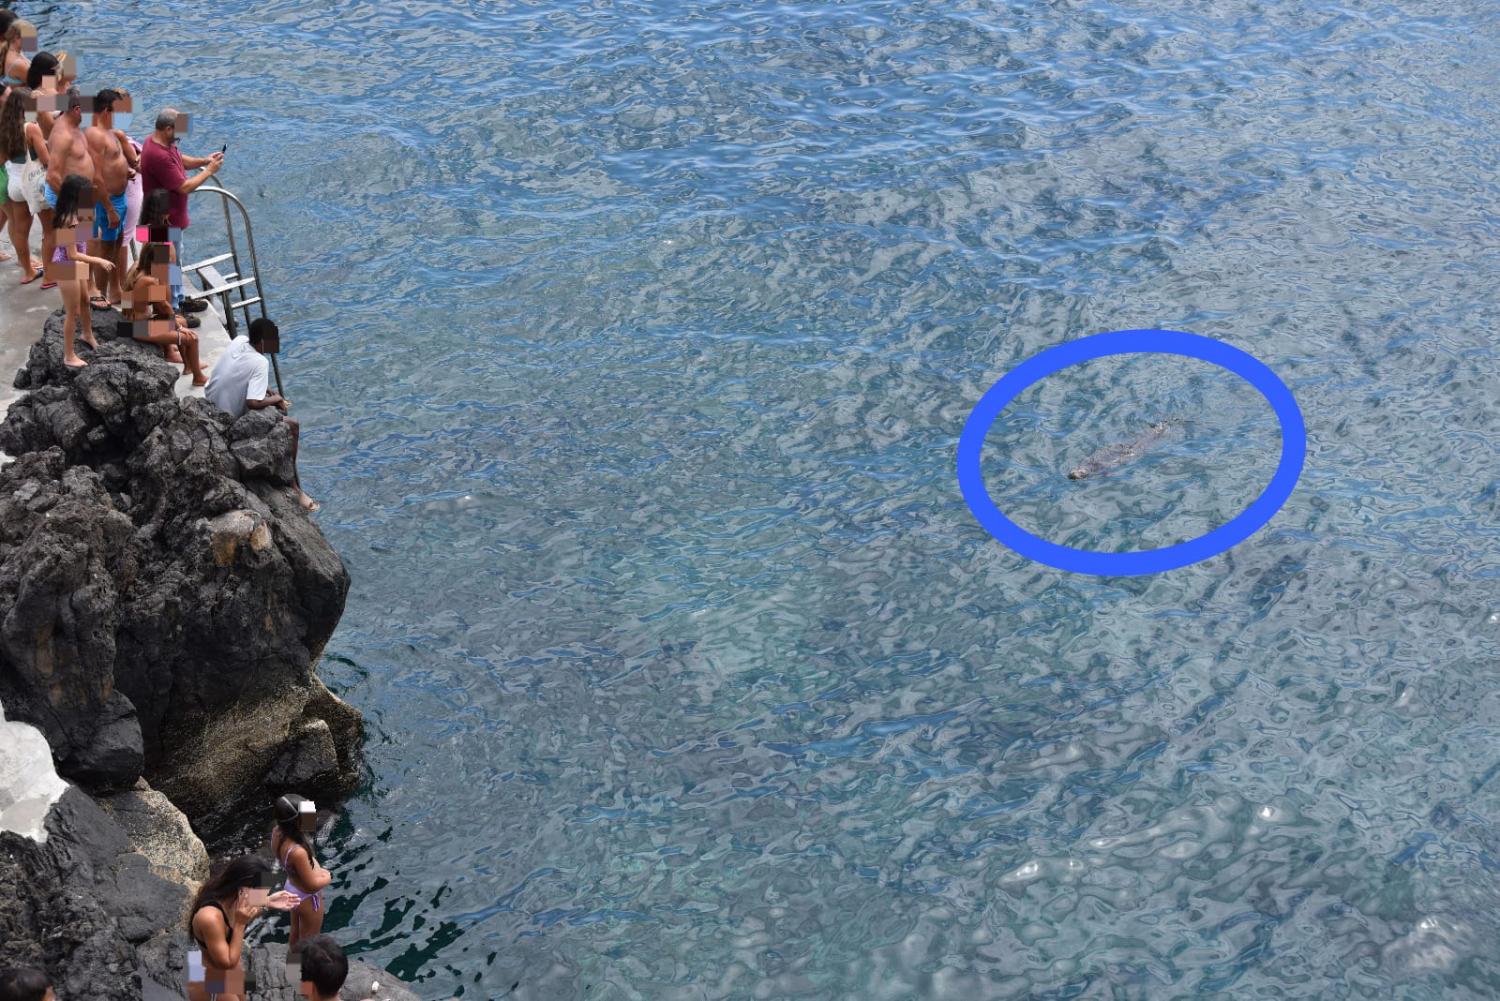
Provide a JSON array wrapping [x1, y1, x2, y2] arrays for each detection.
[[122, 317, 179, 339], [172, 111, 190, 137], [111, 91, 133, 129], [28, 87, 60, 115], [299, 798, 317, 830]]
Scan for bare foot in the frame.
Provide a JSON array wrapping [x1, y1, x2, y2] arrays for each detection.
[[81, 336, 99, 350], [64, 353, 87, 368], [297, 490, 320, 513], [191, 374, 208, 387]]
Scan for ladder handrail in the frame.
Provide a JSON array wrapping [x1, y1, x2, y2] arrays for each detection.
[[190, 184, 284, 398]]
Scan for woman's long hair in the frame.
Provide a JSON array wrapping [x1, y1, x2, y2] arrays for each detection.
[[186, 855, 272, 934], [53, 173, 89, 230], [141, 187, 171, 229], [272, 793, 317, 863], [1, 21, 26, 64], [24, 51, 55, 91], [0, 86, 27, 161]]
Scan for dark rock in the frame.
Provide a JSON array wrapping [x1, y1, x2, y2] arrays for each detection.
[[0, 786, 183, 1001], [264, 719, 340, 792], [96, 780, 208, 895], [229, 410, 296, 484], [1, 311, 358, 833], [0, 451, 133, 781], [0, 297, 414, 999], [107, 851, 186, 944], [63, 691, 145, 793]]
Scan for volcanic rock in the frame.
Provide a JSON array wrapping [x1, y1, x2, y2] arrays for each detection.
[[1, 309, 359, 836]]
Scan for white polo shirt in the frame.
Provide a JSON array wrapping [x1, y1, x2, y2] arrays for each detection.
[[203, 334, 269, 419]]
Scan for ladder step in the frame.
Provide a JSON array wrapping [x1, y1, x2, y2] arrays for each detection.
[[182, 253, 233, 273], [229, 296, 262, 311], [195, 264, 256, 297]]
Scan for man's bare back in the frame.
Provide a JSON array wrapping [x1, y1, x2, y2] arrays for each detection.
[[85, 125, 130, 197], [46, 120, 94, 193]]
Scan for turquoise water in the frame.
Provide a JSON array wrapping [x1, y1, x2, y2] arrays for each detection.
[[34, 0, 1500, 997]]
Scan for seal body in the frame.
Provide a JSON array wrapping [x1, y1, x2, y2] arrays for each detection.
[[1068, 421, 1174, 480]]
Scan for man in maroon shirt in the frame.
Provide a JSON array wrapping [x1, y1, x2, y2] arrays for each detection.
[[139, 108, 222, 320]]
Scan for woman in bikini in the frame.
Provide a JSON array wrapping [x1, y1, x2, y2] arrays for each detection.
[[187, 856, 296, 1001], [270, 794, 332, 950], [0, 19, 34, 88], [121, 242, 208, 384]]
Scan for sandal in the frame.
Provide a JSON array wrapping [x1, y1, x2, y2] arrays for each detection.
[[19, 266, 42, 285], [40, 280, 56, 290], [89, 295, 113, 310]]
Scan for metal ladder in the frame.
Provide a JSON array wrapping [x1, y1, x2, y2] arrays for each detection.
[[176, 184, 286, 395]]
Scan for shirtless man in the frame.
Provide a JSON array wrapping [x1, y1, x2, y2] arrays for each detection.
[[43, 87, 93, 289], [84, 88, 135, 306]]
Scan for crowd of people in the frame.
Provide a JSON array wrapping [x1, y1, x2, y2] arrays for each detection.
[[0, 12, 319, 511]]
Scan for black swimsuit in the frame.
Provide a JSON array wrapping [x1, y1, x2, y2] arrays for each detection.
[[192, 900, 233, 949]]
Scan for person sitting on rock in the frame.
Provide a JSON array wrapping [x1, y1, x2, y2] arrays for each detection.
[[292, 934, 348, 1001], [0, 968, 52, 1001], [203, 316, 320, 512], [271, 793, 332, 950], [137, 187, 191, 330], [120, 241, 206, 384], [188, 855, 296, 1001]]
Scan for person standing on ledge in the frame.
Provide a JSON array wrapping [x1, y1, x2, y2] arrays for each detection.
[[139, 107, 220, 317], [204, 317, 320, 512], [84, 88, 135, 307], [40, 86, 91, 290]]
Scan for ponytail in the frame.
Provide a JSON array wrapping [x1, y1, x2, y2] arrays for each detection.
[[272, 793, 317, 864]]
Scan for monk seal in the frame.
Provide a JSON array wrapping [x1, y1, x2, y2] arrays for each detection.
[[1067, 420, 1177, 480]]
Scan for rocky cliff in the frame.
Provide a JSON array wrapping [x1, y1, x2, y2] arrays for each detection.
[[0, 311, 409, 999], [1, 309, 362, 835]]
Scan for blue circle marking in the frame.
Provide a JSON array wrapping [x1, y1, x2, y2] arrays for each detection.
[[956, 329, 1306, 576]]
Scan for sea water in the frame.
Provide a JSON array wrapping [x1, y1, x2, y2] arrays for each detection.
[[38, 0, 1500, 997]]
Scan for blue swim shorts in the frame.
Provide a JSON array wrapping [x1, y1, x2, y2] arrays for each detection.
[[42, 180, 56, 210], [93, 192, 128, 241]]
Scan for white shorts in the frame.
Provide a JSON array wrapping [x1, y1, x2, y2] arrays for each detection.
[[4, 161, 22, 203], [22, 163, 45, 215]]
